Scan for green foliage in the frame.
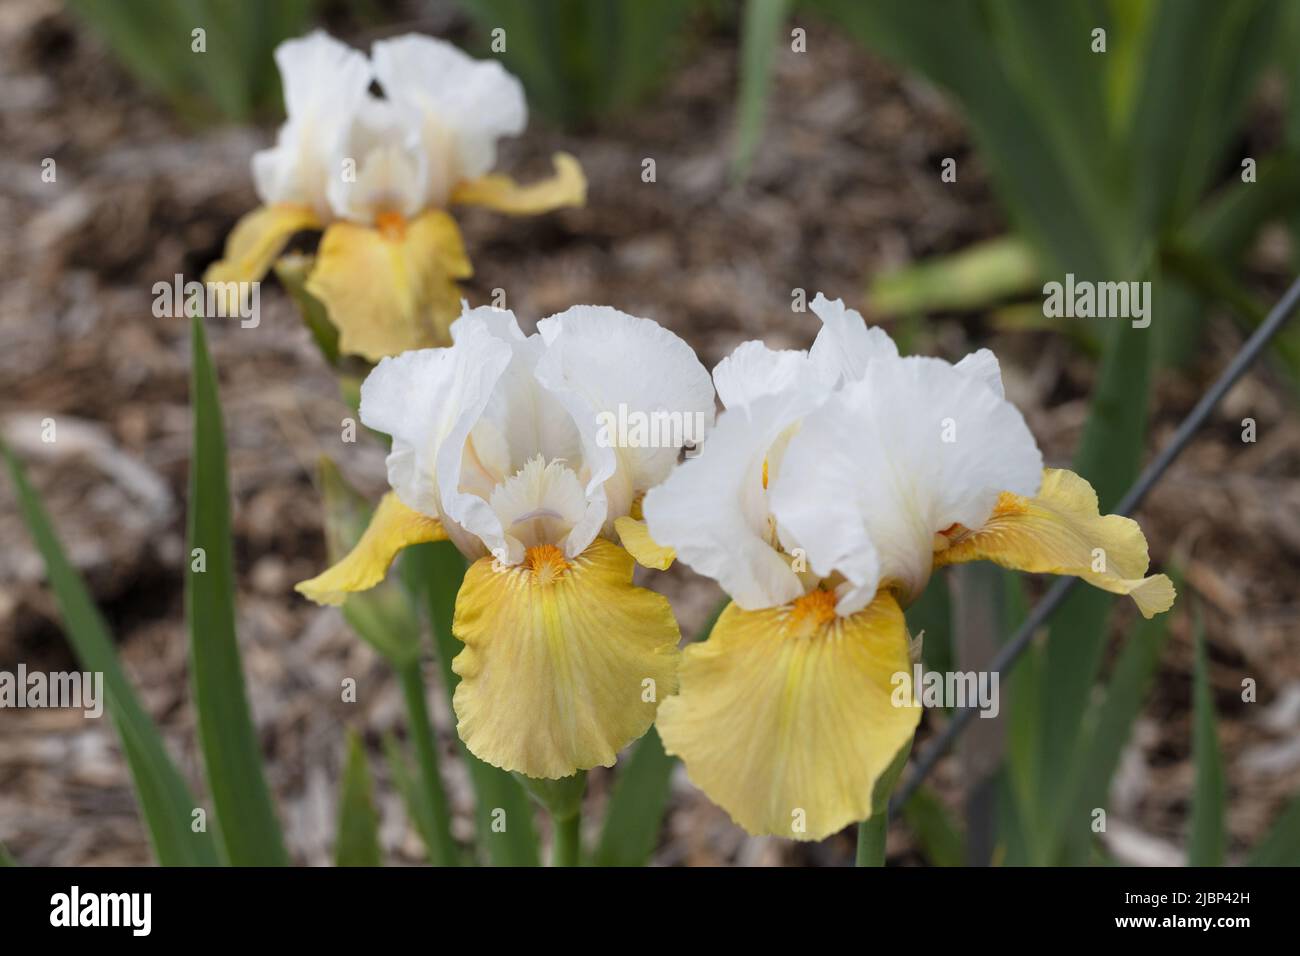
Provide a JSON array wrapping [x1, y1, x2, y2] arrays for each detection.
[[901, 786, 965, 867], [318, 458, 423, 666], [336, 731, 383, 867], [812, 0, 1280, 281], [276, 256, 340, 367], [592, 729, 676, 867], [1189, 611, 1226, 866], [455, 0, 697, 124], [1247, 793, 1300, 866], [732, 0, 792, 180], [3, 441, 220, 867], [66, 0, 315, 123], [187, 315, 289, 865]]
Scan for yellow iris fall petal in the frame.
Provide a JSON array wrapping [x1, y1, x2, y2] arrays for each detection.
[[656, 589, 920, 841], [204, 203, 320, 295], [934, 467, 1175, 619], [305, 210, 472, 361], [296, 491, 446, 606], [451, 152, 587, 215], [451, 538, 680, 779], [614, 516, 675, 570]]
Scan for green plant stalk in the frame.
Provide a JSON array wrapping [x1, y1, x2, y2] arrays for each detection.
[[857, 737, 911, 867], [395, 662, 459, 866], [856, 808, 889, 867], [517, 771, 586, 866], [552, 810, 582, 868]]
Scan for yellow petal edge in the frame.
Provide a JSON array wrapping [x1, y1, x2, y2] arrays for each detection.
[[297, 492, 446, 606], [935, 467, 1175, 619], [204, 203, 320, 299], [657, 588, 920, 841], [450, 152, 587, 215], [615, 515, 675, 570]]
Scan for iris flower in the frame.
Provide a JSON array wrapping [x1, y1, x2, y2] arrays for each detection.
[[643, 294, 1175, 840], [205, 31, 586, 361], [297, 304, 715, 779]]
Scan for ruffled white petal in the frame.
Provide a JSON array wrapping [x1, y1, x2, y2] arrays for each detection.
[[772, 356, 1042, 614], [462, 306, 584, 482], [371, 34, 526, 206], [359, 320, 514, 559], [357, 301, 711, 566], [326, 96, 428, 223], [712, 340, 823, 410], [953, 347, 1005, 398], [535, 306, 715, 539], [644, 384, 822, 611], [807, 293, 899, 387], [254, 31, 372, 216]]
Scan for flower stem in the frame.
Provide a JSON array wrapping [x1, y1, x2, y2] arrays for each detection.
[[396, 661, 459, 866], [856, 808, 889, 867], [552, 809, 581, 867]]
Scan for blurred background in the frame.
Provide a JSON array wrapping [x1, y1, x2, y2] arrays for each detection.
[[1, 0, 1297, 866]]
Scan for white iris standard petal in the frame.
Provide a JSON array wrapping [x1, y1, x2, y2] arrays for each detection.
[[359, 317, 514, 560], [807, 292, 899, 386], [371, 34, 527, 207], [644, 342, 828, 610], [535, 306, 717, 543], [953, 347, 1006, 398], [359, 302, 712, 566], [772, 355, 1043, 614], [252, 31, 371, 216]]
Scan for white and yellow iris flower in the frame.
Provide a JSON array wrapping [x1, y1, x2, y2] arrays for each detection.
[[297, 303, 715, 779], [205, 31, 586, 361], [644, 293, 1175, 841]]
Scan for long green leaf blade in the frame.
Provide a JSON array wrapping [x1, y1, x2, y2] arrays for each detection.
[[382, 733, 449, 865], [901, 786, 965, 867], [336, 731, 383, 867], [731, 0, 792, 181], [3, 443, 219, 866], [1189, 610, 1226, 866], [1246, 793, 1300, 866], [592, 728, 676, 867], [1038, 315, 1152, 861], [187, 315, 289, 865]]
